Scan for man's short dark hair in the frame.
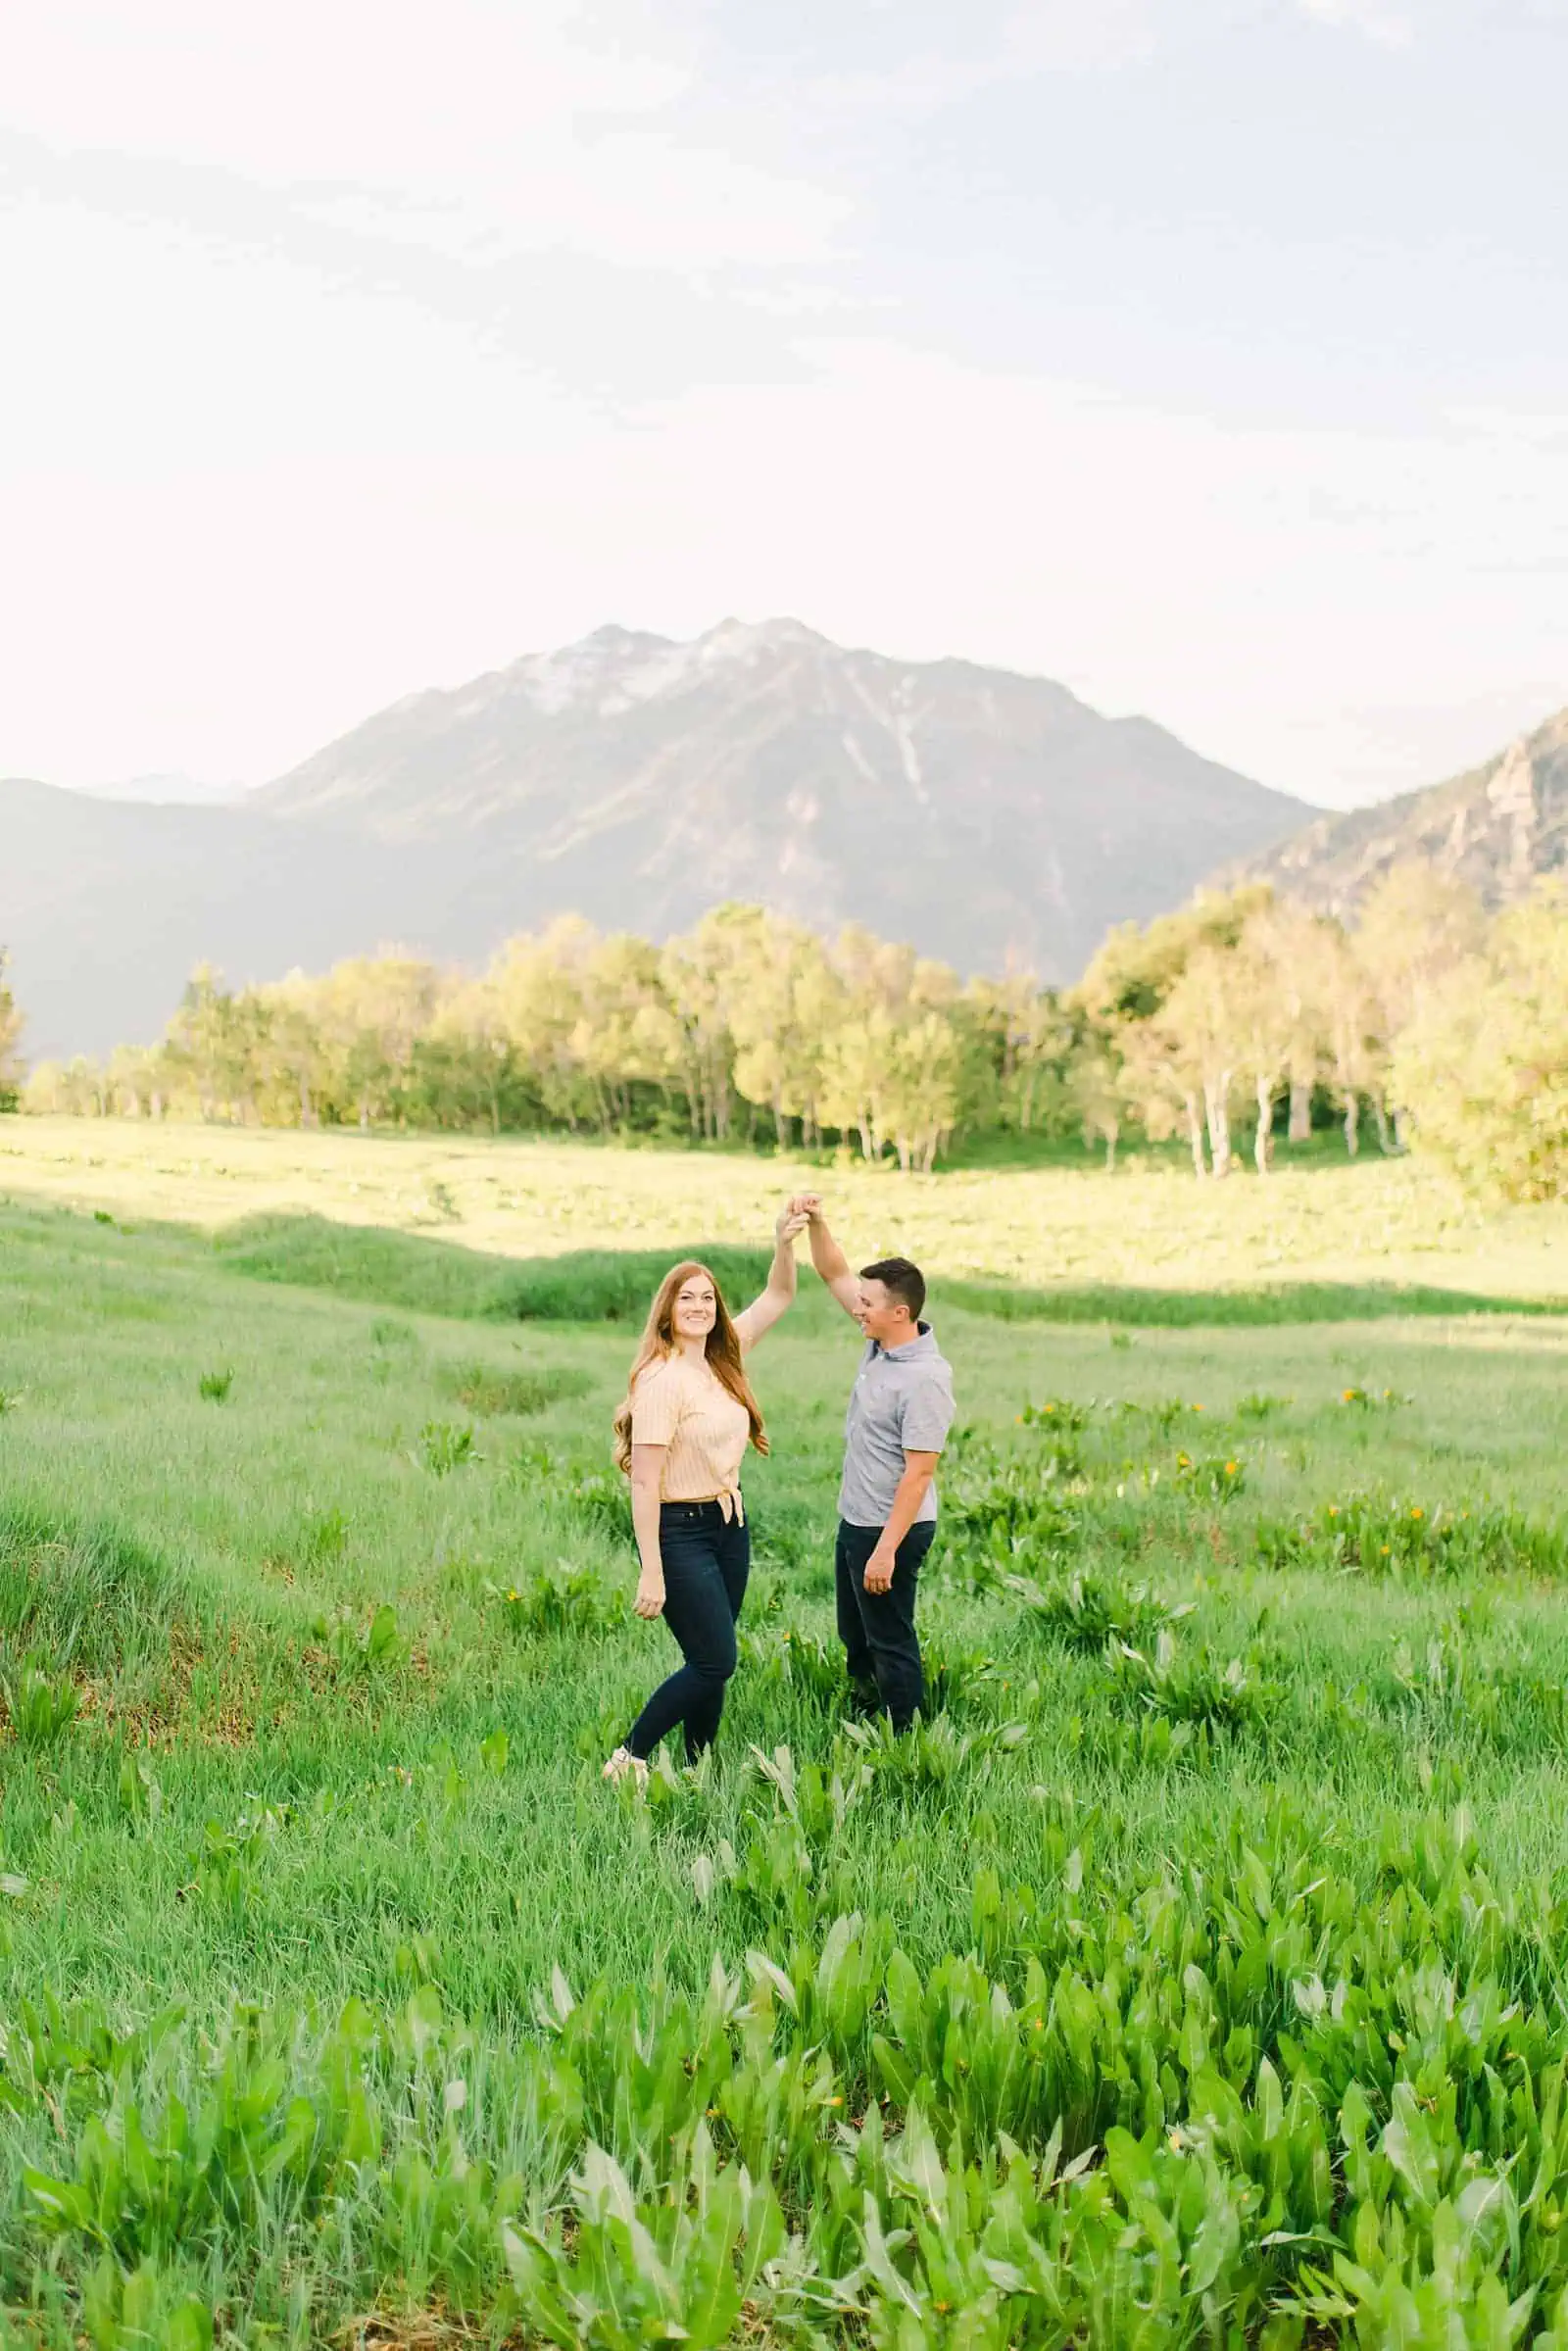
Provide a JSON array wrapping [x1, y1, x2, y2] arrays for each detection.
[[859, 1256, 926, 1321]]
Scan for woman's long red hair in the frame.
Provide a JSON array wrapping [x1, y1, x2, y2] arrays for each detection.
[[612, 1260, 768, 1474]]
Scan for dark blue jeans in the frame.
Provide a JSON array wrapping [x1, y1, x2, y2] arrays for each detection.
[[626, 1501, 751, 1764], [835, 1518, 934, 1733]]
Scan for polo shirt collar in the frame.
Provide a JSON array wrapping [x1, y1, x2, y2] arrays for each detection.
[[871, 1320, 933, 1361]]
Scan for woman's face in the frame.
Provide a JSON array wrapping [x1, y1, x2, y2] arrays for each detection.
[[672, 1276, 717, 1342]]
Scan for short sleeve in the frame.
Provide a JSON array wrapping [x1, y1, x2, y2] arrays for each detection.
[[630, 1363, 681, 1446], [900, 1371, 956, 1455]]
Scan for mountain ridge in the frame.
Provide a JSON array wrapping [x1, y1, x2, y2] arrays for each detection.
[[1219, 705, 1568, 913], [247, 615, 1314, 970]]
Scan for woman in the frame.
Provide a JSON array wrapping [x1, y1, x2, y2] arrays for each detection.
[[603, 1204, 808, 1787]]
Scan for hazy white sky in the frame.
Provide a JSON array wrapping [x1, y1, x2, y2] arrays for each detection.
[[2, 0, 1565, 807]]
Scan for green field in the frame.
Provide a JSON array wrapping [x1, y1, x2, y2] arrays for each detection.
[[4, 1122, 1568, 2346]]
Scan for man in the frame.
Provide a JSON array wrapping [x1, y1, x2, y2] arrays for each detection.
[[791, 1198, 956, 1731]]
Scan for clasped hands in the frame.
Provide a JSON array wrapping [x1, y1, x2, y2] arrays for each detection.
[[774, 1197, 815, 1244]]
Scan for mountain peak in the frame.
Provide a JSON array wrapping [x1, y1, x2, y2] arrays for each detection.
[[492, 615, 836, 720], [698, 615, 826, 658]]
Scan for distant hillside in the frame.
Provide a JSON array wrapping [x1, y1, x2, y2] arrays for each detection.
[[0, 780, 440, 1062], [1223, 706, 1568, 915], [2, 618, 1315, 1058]]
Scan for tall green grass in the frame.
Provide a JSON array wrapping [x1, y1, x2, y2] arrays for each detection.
[[0, 1504, 181, 1674], [3, 1187, 1568, 2343]]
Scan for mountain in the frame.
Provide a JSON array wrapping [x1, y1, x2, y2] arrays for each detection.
[[0, 781, 443, 1062], [256, 617, 1314, 968], [2, 618, 1316, 1059], [1222, 706, 1568, 915]]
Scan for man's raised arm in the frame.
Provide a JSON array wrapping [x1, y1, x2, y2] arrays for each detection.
[[789, 1195, 863, 1322]]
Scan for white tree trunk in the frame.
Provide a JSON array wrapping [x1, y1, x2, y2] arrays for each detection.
[[1204, 1073, 1233, 1179], [1343, 1092, 1359, 1156], [1254, 1074, 1274, 1174], [1184, 1092, 1207, 1179], [1288, 1076, 1312, 1143]]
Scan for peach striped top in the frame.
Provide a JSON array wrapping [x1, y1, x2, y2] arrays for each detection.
[[629, 1353, 751, 1519]]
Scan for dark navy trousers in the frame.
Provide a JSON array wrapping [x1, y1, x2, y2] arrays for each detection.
[[834, 1518, 934, 1732], [627, 1500, 750, 1764]]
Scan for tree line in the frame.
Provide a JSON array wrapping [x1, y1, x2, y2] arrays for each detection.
[[6, 874, 1565, 1196], [1069, 868, 1564, 1200]]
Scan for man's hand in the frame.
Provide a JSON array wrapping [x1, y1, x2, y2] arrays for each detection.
[[863, 1541, 897, 1595], [634, 1568, 666, 1620], [787, 1191, 824, 1222]]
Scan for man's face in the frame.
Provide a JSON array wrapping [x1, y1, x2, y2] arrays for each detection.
[[857, 1277, 913, 1348]]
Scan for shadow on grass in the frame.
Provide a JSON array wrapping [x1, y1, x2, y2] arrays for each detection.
[[950, 1277, 1566, 1327], [214, 1213, 1568, 1329], [216, 1216, 780, 1324]]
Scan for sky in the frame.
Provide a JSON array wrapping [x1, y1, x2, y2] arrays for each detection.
[[1, 0, 1565, 809]]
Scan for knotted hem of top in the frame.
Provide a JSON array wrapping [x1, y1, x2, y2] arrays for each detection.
[[662, 1488, 746, 1526]]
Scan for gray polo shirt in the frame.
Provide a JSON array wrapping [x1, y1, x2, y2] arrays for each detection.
[[838, 1323, 956, 1529]]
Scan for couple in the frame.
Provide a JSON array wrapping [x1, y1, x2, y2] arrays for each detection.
[[603, 1198, 956, 1788]]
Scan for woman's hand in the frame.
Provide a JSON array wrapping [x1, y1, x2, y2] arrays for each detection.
[[634, 1566, 666, 1620], [737, 1207, 808, 1349]]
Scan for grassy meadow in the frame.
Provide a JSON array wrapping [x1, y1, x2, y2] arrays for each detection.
[[3, 1118, 1568, 2346]]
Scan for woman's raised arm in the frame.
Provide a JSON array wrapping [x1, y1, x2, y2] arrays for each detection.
[[733, 1205, 808, 1351]]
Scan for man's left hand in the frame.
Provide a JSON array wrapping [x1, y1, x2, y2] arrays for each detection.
[[863, 1543, 897, 1595]]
